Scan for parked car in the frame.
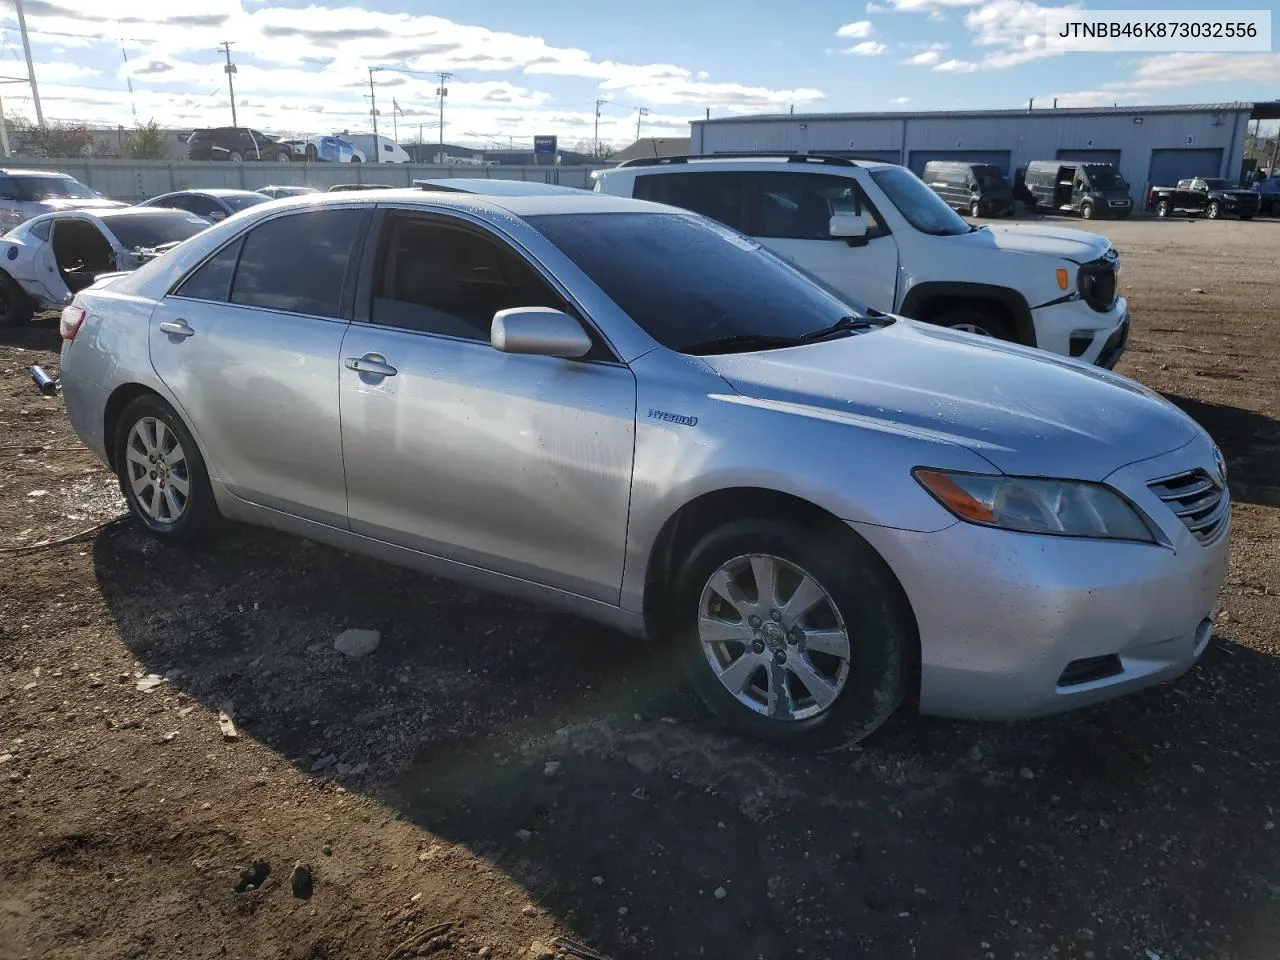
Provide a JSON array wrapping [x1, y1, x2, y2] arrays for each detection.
[[921, 161, 1015, 218], [186, 127, 293, 163], [1252, 177, 1280, 216], [257, 185, 320, 199], [0, 169, 126, 229], [56, 188, 1229, 747], [0, 207, 210, 325], [136, 189, 271, 221], [592, 155, 1129, 367], [284, 135, 364, 163], [1148, 178, 1260, 220], [338, 133, 410, 163], [1022, 160, 1133, 219]]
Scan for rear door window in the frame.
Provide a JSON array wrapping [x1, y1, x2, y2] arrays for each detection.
[[633, 172, 748, 233], [230, 208, 370, 318], [172, 237, 245, 302]]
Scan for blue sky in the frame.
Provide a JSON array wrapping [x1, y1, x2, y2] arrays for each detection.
[[0, 0, 1275, 147]]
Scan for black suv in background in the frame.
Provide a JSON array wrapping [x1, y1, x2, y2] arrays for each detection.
[[187, 128, 292, 162]]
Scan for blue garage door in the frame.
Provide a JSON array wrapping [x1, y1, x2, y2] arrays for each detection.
[[823, 149, 902, 164], [908, 150, 1011, 177], [1057, 149, 1122, 167], [1147, 148, 1223, 187]]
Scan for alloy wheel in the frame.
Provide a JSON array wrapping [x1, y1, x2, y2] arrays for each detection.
[[124, 417, 191, 524], [697, 553, 851, 722]]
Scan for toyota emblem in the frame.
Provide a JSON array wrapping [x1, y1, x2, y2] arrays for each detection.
[[1213, 446, 1227, 487]]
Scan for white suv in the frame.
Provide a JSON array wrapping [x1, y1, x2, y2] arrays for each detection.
[[592, 155, 1129, 367]]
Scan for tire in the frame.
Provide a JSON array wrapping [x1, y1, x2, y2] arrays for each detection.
[[276, 150, 290, 163], [1156, 200, 1171, 218], [0, 270, 34, 326], [113, 394, 219, 545], [306, 145, 318, 162], [932, 304, 1014, 341], [673, 518, 910, 748], [1080, 202, 1094, 220], [969, 200, 981, 218], [350, 156, 361, 164], [227, 150, 243, 163], [1207, 201, 1221, 220]]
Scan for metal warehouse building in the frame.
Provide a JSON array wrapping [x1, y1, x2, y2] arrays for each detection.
[[691, 102, 1280, 197]]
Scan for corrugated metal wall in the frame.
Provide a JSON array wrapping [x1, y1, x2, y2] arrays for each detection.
[[694, 108, 1251, 200], [0, 158, 608, 202]]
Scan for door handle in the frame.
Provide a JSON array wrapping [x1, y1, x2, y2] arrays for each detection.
[[344, 354, 397, 377], [159, 319, 195, 338]]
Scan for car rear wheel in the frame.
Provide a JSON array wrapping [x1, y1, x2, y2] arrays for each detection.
[[1080, 202, 1095, 220], [969, 200, 981, 218], [306, 144, 318, 162], [276, 151, 290, 162], [227, 150, 243, 162], [1207, 201, 1221, 219], [1156, 200, 1171, 217], [0, 270, 34, 326], [673, 518, 910, 749], [932, 304, 1014, 341], [114, 395, 218, 544]]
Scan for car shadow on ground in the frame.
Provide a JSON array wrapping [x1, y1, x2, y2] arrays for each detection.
[[91, 515, 1280, 960], [1165, 392, 1280, 508], [0, 314, 60, 352]]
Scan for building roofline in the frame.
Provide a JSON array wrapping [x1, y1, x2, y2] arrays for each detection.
[[696, 102, 1264, 125]]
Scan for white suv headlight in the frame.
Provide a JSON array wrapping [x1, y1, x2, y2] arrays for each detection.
[[914, 469, 1154, 542]]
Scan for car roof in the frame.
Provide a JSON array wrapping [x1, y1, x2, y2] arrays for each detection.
[[413, 178, 588, 197], [97, 206, 200, 219], [266, 186, 672, 218], [0, 169, 74, 178], [596, 156, 893, 177], [159, 188, 263, 198]]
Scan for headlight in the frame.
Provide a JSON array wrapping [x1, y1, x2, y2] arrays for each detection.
[[914, 469, 1154, 542]]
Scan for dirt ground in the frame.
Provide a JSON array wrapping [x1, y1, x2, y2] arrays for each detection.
[[2, 214, 1278, 960]]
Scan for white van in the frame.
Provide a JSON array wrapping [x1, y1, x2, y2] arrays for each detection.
[[338, 133, 410, 164]]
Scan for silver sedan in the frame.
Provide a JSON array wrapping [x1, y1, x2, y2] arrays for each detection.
[[56, 188, 1229, 747]]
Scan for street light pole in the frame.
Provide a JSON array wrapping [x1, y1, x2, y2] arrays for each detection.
[[368, 67, 379, 162], [594, 98, 606, 157], [14, 0, 43, 130], [636, 107, 649, 141]]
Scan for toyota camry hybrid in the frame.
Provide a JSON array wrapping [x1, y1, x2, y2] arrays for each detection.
[[55, 188, 1229, 746]]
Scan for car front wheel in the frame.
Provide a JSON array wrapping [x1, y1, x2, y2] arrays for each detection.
[[0, 270, 34, 326], [932, 305, 1014, 341], [114, 394, 218, 544], [969, 200, 981, 218], [227, 150, 243, 162], [1207, 201, 1221, 219], [674, 518, 910, 748], [1080, 202, 1094, 220], [1156, 200, 1171, 217]]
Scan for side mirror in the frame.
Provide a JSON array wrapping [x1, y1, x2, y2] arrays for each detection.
[[491, 307, 592, 359], [829, 213, 868, 247]]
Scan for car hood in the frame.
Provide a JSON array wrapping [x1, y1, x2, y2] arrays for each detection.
[[700, 320, 1199, 481], [957, 223, 1111, 263], [1216, 189, 1259, 200], [36, 198, 127, 211]]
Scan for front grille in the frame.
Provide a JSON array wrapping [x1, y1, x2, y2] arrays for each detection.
[[1077, 254, 1118, 312], [1148, 469, 1230, 544]]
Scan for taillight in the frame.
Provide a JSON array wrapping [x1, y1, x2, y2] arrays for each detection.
[[60, 305, 86, 341]]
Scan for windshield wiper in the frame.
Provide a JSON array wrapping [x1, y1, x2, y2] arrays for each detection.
[[681, 334, 805, 355], [799, 314, 893, 343]]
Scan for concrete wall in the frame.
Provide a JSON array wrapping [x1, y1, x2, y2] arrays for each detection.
[[0, 158, 608, 201], [692, 108, 1253, 199]]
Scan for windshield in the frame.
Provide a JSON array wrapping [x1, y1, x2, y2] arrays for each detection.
[[223, 193, 270, 211], [869, 167, 971, 236], [1202, 178, 1231, 190], [12, 176, 97, 201], [1084, 166, 1128, 189], [104, 212, 209, 249], [527, 212, 878, 354]]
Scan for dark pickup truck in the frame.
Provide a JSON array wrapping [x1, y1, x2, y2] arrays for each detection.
[[1148, 178, 1260, 220]]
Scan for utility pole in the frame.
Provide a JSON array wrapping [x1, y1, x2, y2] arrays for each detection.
[[593, 98, 606, 157], [220, 41, 237, 127], [635, 107, 649, 141], [367, 67, 379, 162], [14, 0, 43, 129], [0, 95, 10, 157], [436, 72, 452, 162]]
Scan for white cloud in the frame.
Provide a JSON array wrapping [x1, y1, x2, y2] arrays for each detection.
[[14, 0, 822, 144], [903, 50, 943, 65], [836, 20, 875, 39], [865, 1, 889, 10], [1109, 52, 1280, 91], [889, 0, 1074, 71], [844, 41, 888, 55], [904, 41, 950, 50], [1041, 90, 1138, 107], [889, 96, 910, 103], [935, 58, 981, 72]]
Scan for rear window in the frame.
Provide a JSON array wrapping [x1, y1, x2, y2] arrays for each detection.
[[104, 212, 209, 249], [10, 176, 96, 201]]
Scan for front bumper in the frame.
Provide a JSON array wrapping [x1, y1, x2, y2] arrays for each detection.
[[853, 434, 1230, 721], [1031, 295, 1128, 367]]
